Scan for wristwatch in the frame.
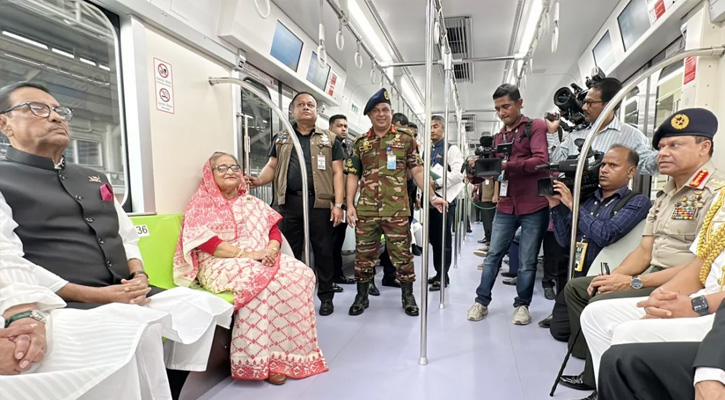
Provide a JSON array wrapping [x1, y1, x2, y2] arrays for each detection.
[[5, 310, 48, 328], [334, 203, 344, 209], [128, 270, 148, 280], [692, 295, 709, 316], [630, 275, 643, 290]]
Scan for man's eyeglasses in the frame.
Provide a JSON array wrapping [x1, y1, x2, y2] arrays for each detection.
[[213, 164, 242, 173], [582, 100, 604, 108], [1, 101, 73, 121]]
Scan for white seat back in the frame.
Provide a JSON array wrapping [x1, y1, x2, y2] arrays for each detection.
[[586, 219, 647, 276]]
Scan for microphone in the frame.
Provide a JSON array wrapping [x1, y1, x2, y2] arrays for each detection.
[[479, 135, 493, 147]]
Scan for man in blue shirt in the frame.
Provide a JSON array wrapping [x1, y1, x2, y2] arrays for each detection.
[[542, 146, 650, 332], [548, 145, 651, 276]]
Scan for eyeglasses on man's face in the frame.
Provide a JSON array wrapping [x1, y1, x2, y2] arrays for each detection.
[[213, 164, 242, 173], [582, 100, 604, 108], [1, 101, 73, 121]]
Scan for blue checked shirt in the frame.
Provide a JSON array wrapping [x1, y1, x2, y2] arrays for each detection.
[[548, 118, 659, 175], [551, 186, 652, 275]]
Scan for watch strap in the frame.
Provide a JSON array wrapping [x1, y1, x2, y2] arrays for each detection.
[[4, 311, 39, 328], [128, 271, 148, 280]]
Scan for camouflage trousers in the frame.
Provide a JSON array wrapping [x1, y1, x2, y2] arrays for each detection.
[[354, 216, 415, 283]]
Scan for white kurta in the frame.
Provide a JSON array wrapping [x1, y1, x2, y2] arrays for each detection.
[[581, 190, 725, 386], [0, 190, 234, 373]]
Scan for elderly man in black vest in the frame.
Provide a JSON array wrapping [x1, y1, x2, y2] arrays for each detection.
[[0, 81, 233, 399]]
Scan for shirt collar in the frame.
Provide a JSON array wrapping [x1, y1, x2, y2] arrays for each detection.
[[5, 146, 62, 171], [593, 185, 631, 201], [664, 159, 717, 194]]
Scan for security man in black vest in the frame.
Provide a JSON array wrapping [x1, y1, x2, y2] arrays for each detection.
[[249, 92, 345, 316]]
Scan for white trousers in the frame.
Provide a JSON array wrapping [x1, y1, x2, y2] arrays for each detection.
[[580, 296, 716, 386]]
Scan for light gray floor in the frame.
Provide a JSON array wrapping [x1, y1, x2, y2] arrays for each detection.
[[200, 222, 590, 400]]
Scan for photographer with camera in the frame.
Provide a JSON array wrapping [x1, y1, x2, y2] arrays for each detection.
[[466, 84, 549, 326], [547, 77, 658, 176], [542, 146, 651, 331]]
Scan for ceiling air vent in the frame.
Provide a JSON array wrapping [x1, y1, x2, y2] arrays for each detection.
[[444, 16, 473, 82]]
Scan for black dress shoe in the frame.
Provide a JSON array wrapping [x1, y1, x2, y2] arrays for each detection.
[[333, 283, 344, 293], [559, 373, 595, 391], [411, 245, 422, 256], [368, 280, 380, 296], [577, 391, 597, 400], [334, 276, 356, 284], [427, 276, 440, 284], [381, 278, 401, 288], [429, 280, 449, 291], [319, 300, 334, 316], [538, 314, 553, 328], [544, 287, 556, 300], [501, 272, 516, 278]]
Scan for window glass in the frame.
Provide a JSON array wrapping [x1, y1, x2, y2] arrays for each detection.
[[240, 78, 273, 205], [650, 60, 684, 200], [0, 0, 127, 203]]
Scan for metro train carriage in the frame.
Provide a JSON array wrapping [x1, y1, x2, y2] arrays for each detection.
[[0, 0, 724, 399]]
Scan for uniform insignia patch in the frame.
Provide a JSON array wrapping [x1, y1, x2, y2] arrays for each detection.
[[671, 114, 690, 130], [88, 176, 102, 183], [690, 169, 709, 188]]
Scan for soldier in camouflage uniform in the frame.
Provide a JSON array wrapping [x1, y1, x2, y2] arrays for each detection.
[[345, 88, 447, 316]]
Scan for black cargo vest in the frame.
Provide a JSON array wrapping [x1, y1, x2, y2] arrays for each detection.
[[0, 147, 129, 286]]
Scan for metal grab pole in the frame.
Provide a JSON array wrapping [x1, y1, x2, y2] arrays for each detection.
[[242, 114, 253, 176], [419, 0, 434, 367], [565, 45, 725, 280], [440, 52, 451, 309], [453, 196, 461, 267], [209, 76, 311, 267]]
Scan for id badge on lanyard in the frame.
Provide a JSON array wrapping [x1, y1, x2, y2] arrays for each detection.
[[386, 146, 397, 170], [317, 154, 326, 170], [498, 170, 508, 197], [574, 241, 589, 272]]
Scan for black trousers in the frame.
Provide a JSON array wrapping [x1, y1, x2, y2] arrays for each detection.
[[480, 201, 496, 244], [542, 231, 568, 292], [429, 203, 455, 281], [332, 221, 348, 279], [599, 342, 697, 400], [278, 194, 335, 301]]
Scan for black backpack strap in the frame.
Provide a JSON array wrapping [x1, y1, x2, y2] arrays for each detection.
[[519, 121, 534, 142], [612, 191, 639, 215]]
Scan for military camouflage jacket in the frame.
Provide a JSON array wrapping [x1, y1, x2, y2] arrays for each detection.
[[344, 125, 422, 217]]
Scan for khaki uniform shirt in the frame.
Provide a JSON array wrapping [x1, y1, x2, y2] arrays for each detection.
[[644, 160, 725, 269]]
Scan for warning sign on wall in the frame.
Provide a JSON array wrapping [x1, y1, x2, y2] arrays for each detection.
[[154, 58, 174, 114], [683, 56, 697, 85]]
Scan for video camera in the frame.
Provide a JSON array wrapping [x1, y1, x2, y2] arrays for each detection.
[[536, 139, 603, 199], [553, 68, 606, 132], [464, 135, 513, 178]]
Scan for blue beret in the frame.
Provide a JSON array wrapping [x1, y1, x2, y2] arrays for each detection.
[[653, 108, 718, 149], [364, 88, 391, 115]]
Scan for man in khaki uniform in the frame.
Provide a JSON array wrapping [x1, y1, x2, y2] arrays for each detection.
[[250, 92, 345, 316], [558, 108, 724, 400]]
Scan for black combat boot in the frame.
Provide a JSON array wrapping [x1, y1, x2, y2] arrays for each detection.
[[349, 282, 370, 316], [401, 282, 419, 316], [368, 278, 380, 296]]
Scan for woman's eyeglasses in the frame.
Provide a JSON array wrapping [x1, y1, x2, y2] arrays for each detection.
[[213, 165, 242, 173]]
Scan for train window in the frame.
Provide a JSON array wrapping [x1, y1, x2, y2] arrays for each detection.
[[592, 31, 616, 73], [240, 77, 274, 204], [650, 60, 685, 199], [623, 87, 640, 126], [0, 0, 127, 204]]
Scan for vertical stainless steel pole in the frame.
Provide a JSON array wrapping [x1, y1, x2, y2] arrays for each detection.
[[419, 0, 434, 366], [242, 114, 253, 176], [439, 53, 451, 309]]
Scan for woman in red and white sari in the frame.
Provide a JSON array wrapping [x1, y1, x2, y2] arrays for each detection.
[[173, 152, 328, 385]]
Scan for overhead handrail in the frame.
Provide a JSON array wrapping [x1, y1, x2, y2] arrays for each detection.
[[209, 76, 311, 266], [253, 0, 271, 18], [566, 45, 725, 280]]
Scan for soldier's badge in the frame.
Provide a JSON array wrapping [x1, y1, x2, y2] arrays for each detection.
[[671, 114, 690, 130], [88, 175, 102, 183], [384, 90, 390, 100]]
